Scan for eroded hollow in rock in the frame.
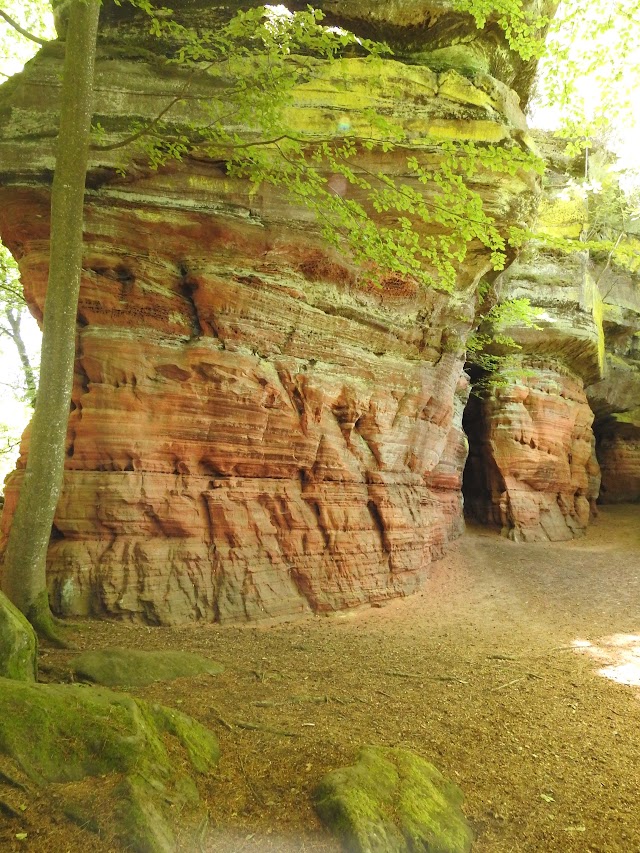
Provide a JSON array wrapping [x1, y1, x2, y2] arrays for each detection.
[[594, 417, 640, 505], [460, 363, 602, 543], [461, 390, 495, 527]]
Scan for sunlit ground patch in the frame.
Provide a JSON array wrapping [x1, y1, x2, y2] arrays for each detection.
[[573, 634, 640, 687]]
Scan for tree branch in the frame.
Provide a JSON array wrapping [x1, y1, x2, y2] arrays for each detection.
[[5, 308, 38, 407], [0, 436, 21, 455], [0, 10, 48, 46], [0, 282, 26, 302], [90, 57, 223, 152]]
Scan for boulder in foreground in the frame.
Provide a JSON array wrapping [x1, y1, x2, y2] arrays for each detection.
[[0, 678, 220, 851], [313, 745, 473, 853]]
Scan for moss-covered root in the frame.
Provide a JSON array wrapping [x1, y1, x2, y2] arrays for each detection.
[[0, 679, 220, 851], [313, 746, 474, 853], [26, 591, 72, 648], [0, 590, 37, 681]]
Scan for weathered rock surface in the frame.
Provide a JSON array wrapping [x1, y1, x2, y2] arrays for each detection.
[[0, 590, 37, 682], [313, 745, 473, 853], [597, 411, 640, 503], [587, 263, 640, 504], [465, 137, 639, 539], [0, 2, 542, 622], [463, 362, 598, 541], [463, 196, 603, 541], [0, 678, 219, 850]]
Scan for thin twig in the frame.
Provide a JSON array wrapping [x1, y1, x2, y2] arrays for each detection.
[[385, 669, 423, 680], [208, 705, 233, 731], [430, 675, 469, 684], [596, 230, 625, 291], [493, 677, 526, 691], [91, 93, 191, 151], [236, 720, 299, 737], [237, 754, 265, 805], [376, 689, 394, 699]]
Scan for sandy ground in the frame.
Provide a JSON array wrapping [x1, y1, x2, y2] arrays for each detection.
[[2, 503, 640, 852]]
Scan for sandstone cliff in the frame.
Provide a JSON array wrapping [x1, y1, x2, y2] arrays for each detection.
[[465, 139, 640, 540], [3, 0, 637, 624]]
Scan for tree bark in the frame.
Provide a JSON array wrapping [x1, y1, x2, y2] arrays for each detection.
[[1, 0, 100, 640]]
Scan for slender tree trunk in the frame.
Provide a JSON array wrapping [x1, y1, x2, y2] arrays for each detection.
[[1, 0, 100, 640], [4, 307, 38, 407]]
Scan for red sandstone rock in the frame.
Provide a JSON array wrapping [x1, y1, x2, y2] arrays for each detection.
[[0, 190, 478, 623], [0, 3, 545, 623], [464, 364, 599, 542], [597, 417, 640, 504]]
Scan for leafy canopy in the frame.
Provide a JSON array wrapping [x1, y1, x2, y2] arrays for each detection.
[[89, 1, 545, 292]]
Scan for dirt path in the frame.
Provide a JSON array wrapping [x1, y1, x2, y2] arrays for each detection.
[[5, 504, 640, 852]]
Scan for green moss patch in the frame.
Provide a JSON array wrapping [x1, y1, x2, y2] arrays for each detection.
[[0, 678, 219, 851], [0, 591, 37, 682], [71, 647, 224, 687], [313, 746, 473, 853]]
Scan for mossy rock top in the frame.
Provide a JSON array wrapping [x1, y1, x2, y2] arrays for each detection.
[[0, 677, 220, 851], [313, 745, 473, 853], [71, 647, 224, 686]]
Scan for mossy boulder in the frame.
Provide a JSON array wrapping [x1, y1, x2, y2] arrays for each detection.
[[71, 647, 224, 687], [0, 678, 220, 851], [313, 746, 473, 853], [0, 590, 37, 682]]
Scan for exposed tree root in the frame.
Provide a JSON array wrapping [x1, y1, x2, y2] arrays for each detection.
[[26, 600, 73, 649]]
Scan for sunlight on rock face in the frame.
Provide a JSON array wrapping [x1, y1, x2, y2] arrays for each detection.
[[574, 634, 640, 688]]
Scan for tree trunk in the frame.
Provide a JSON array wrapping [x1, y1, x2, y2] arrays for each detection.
[[1, 0, 100, 639]]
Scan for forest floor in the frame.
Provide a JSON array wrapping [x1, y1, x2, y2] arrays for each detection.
[[3, 503, 640, 853]]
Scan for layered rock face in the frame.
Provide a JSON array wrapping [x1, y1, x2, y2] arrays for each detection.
[[463, 363, 599, 541], [597, 415, 640, 503], [464, 139, 604, 541], [466, 139, 640, 538], [588, 264, 640, 503], [3, 193, 474, 622], [0, 2, 542, 622]]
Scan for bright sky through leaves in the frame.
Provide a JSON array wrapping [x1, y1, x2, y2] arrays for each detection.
[[530, 0, 640, 184]]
